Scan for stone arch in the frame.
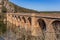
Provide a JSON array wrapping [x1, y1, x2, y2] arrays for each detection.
[[37, 19, 46, 31], [18, 15, 21, 21], [13, 15, 17, 19], [25, 17, 32, 32], [19, 16, 26, 28], [52, 20, 60, 40], [28, 17, 31, 25], [22, 16, 26, 23], [37, 19, 46, 40]]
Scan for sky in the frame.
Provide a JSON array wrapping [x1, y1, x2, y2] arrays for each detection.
[[9, 0, 60, 11]]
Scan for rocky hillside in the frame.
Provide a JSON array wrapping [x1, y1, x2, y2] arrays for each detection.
[[2, 1, 40, 13], [10, 2, 40, 13]]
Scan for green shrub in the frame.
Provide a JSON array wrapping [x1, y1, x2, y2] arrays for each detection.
[[2, 6, 7, 13], [0, 21, 7, 34]]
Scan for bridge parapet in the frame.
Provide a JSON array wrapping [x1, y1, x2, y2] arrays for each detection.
[[6, 13, 60, 19]]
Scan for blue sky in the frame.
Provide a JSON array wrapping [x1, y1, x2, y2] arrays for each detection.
[[10, 0, 60, 11]]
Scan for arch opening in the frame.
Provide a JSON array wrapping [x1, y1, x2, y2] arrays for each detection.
[[37, 19, 46, 31], [37, 19, 46, 40], [52, 21, 60, 39], [18, 16, 21, 21], [28, 17, 31, 25], [22, 16, 26, 23]]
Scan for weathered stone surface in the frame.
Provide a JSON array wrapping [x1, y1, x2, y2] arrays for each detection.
[[0, 0, 60, 40]]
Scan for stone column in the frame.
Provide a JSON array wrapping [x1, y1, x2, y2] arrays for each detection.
[[20, 16, 25, 28], [45, 19, 56, 40], [24, 17, 30, 31], [31, 14, 44, 40]]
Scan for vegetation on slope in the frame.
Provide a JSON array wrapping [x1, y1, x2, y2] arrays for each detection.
[[9, 2, 40, 13], [0, 13, 7, 35], [0, 21, 7, 34], [2, 6, 7, 13]]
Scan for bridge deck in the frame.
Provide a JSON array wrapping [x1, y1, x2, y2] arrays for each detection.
[[6, 13, 60, 19]]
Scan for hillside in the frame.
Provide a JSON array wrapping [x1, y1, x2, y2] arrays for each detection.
[[1, 0, 60, 13], [2, 2, 39, 13], [6, 2, 40, 13]]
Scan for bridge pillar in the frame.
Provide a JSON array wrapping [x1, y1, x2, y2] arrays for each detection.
[[20, 16, 25, 28], [24, 17, 31, 35], [31, 14, 37, 36], [25, 17, 29, 30], [45, 19, 56, 40], [31, 14, 43, 37]]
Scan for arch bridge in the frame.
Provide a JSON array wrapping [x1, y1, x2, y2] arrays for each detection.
[[6, 13, 60, 40]]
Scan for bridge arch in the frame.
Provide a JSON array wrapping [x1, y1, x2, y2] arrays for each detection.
[[37, 19, 46, 31], [28, 17, 31, 25], [37, 19, 46, 40], [22, 16, 26, 23], [17, 16, 21, 21], [52, 20, 60, 40]]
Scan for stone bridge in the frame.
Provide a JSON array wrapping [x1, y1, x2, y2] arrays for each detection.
[[6, 13, 60, 40]]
